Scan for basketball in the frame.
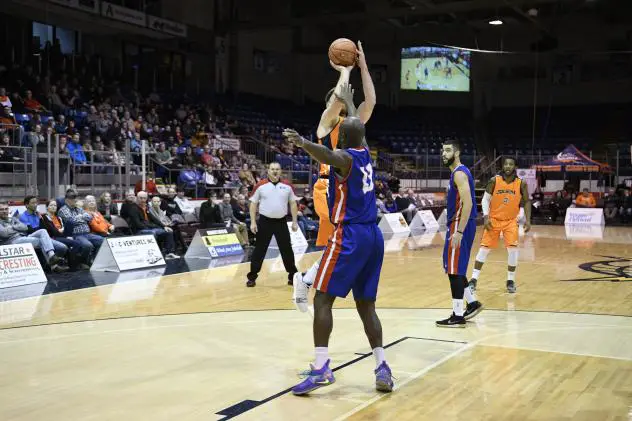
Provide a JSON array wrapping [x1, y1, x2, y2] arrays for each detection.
[[328, 38, 358, 67]]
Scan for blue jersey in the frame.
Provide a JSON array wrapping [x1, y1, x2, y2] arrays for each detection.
[[328, 147, 377, 225], [446, 164, 477, 224]]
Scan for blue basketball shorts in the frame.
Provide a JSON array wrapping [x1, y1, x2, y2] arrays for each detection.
[[443, 218, 476, 276], [314, 223, 384, 301]]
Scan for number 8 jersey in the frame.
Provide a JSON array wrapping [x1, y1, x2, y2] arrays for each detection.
[[328, 147, 377, 225]]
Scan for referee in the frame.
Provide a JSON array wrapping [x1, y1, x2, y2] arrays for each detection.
[[247, 162, 299, 287]]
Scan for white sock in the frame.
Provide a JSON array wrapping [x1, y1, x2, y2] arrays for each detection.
[[314, 347, 329, 369], [372, 347, 385, 368], [452, 299, 464, 317], [508, 271, 516, 281], [464, 286, 477, 304], [471, 268, 481, 279], [303, 259, 320, 286]]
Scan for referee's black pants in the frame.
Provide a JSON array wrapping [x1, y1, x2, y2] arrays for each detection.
[[247, 215, 298, 282]]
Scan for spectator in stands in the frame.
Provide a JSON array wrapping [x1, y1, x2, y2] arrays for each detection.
[[575, 188, 596, 208], [549, 190, 569, 223], [160, 187, 184, 222], [0, 200, 68, 272], [0, 133, 20, 171], [97, 192, 119, 222], [395, 188, 417, 223], [25, 124, 44, 148], [84, 195, 115, 237], [0, 87, 11, 108], [126, 191, 179, 259], [200, 145, 213, 167], [232, 194, 250, 226], [296, 205, 318, 239], [55, 115, 68, 134], [58, 189, 104, 260], [239, 163, 255, 188], [66, 133, 87, 164], [199, 195, 223, 229], [174, 188, 195, 215], [40, 199, 91, 271], [201, 163, 223, 197], [217, 149, 227, 167], [218, 193, 249, 247], [19, 196, 42, 229], [376, 193, 389, 220], [18, 195, 69, 254], [0, 106, 17, 126], [23, 90, 46, 113], [384, 195, 397, 213], [604, 189, 619, 222], [148, 196, 185, 254], [180, 146, 198, 168]]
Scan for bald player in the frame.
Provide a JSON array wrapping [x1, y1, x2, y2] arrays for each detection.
[[468, 157, 531, 296], [283, 82, 393, 395], [293, 41, 376, 311]]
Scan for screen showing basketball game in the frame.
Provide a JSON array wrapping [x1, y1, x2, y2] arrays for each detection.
[[400, 46, 471, 92]]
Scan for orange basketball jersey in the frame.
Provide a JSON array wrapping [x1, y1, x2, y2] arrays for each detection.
[[318, 117, 344, 176], [490, 175, 522, 221]]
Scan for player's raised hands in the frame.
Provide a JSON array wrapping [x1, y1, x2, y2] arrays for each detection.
[[329, 60, 354, 73], [356, 41, 367, 70], [282, 128, 306, 147], [334, 83, 358, 117]]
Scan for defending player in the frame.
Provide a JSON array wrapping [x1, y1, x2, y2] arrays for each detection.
[[469, 157, 532, 294], [292, 41, 376, 311], [437, 140, 480, 328], [282, 83, 393, 395]]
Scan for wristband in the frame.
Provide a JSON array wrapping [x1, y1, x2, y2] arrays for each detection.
[[457, 230, 463, 234]]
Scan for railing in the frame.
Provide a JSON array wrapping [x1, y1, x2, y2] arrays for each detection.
[[240, 135, 314, 187], [0, 124, 23, 146], [379, 143, 631, 184], [0, 146, 34, 198]]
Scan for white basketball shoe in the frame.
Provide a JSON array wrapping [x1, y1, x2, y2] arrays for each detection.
[[292, 272, 310, 313]]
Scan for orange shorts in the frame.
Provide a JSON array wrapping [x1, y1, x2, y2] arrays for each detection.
[[313, 179, 334, 247], [481, 218, 519, 248]]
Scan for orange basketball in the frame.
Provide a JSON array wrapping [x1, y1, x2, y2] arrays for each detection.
[[328, 38, 358, 67]]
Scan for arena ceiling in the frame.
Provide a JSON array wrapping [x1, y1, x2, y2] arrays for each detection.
[[234, 0, 629, 32]]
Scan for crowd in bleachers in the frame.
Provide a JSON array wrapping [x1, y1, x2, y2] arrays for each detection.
[[531, 186, 632, 224], [0, 59, 282, 196]]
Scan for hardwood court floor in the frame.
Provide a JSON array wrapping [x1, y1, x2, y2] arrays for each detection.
[[0, 225, 630, 420]]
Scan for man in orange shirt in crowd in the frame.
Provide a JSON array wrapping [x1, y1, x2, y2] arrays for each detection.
[[575, 188, 596, 208]]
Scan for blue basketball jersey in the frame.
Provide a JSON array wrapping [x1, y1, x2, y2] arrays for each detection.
[[446, 164, 477, 224], [328, 147, 377, 225]]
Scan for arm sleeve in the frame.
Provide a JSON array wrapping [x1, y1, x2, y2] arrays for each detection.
[[482, 192, 492, 216]]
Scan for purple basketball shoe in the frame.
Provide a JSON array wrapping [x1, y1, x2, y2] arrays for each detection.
[[292, 359, 335, 396]]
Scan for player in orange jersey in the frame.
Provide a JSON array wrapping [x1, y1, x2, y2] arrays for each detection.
[[468, 157, 531, 299], [292, 41, 376, 312]]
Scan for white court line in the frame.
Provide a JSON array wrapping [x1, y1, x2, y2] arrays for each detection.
[[477, 342, 632, 363], [331, 325, 632, 420], [399, 253, 586, 267], [0, 311, 630, 346], [332, 343, 473, 421]]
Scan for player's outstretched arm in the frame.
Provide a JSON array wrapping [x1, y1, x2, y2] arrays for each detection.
[[520, 179, 532, 232], [283, 129, 352, 175], [318, 62, 352, 136], [356, 41, 376, 124]]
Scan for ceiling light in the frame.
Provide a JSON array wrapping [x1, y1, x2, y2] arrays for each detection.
[[489, 19, 503, 25]]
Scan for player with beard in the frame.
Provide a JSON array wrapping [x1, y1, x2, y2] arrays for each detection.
[[437, 140, 477, 328], [469, 157, 531, 295]]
